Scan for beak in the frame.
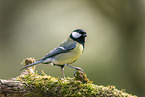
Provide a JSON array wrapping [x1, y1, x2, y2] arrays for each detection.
[[83, 34, 87, 37]]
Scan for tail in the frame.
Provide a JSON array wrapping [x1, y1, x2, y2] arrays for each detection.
[[20, 60, 43, 71]]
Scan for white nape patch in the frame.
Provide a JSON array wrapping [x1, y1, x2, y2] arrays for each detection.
[[72, 32, 81, 38], [58, 47, 65, 50]]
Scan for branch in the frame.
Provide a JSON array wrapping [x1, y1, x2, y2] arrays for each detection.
[[0, 58, 137, 97]]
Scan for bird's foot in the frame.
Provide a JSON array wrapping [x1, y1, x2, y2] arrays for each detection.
[[74, 67, 84, 72], [73, 67, 84, 78], [65, 64, 84, 72]]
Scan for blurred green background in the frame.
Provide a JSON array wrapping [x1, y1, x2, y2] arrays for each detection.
[[0, 0, 145, 96]]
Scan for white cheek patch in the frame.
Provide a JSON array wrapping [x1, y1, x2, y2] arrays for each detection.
[[72, 32, 81, 38]]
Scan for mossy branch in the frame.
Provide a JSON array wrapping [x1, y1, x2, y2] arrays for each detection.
[[0, 58, 137, 97]]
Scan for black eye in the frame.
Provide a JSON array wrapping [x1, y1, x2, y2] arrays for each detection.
[[81, 32, 86, 35]]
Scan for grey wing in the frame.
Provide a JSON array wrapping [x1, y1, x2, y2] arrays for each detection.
[[41, 41, 76, 60]]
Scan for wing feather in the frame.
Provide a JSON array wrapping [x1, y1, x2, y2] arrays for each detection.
[[41, 41, 76, 60]]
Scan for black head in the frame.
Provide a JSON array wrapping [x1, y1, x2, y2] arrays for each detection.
[[70, 29, 87, 46]]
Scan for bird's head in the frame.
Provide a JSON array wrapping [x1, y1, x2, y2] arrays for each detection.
[[70, 29, 87, 46]]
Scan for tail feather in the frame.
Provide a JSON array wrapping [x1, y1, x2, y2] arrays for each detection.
[[20, 60, 43, 70]]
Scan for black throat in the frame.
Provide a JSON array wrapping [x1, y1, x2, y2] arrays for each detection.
[[70, 35, 85, 47]]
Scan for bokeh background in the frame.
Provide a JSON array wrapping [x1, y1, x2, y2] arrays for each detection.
[[0, 0, 145, 96]]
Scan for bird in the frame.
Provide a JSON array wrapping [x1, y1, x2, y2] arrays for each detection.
[[20, 29, 87, 78]]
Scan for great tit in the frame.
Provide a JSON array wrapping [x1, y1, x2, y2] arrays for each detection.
[[20, 29, 87, 78]]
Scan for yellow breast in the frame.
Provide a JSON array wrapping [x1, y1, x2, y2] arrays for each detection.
[[52, 42, 83, 65]]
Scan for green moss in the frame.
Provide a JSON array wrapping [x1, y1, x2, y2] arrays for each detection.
[[18, 71, 137, 97], [18, 58, 137, 97]]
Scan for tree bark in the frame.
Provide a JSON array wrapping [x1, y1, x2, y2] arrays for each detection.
[[0, 58, 137, 97]]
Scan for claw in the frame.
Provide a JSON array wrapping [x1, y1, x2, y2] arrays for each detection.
[[74, 67, 84, 72], [74, 70, 77, 77]]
